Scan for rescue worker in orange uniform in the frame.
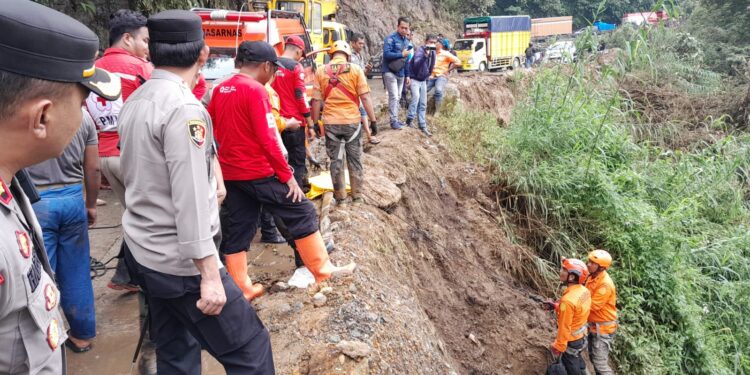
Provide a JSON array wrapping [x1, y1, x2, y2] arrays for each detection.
[[311, 41, 378, 203], [586, 250, 617, 375], [543, 258, 591, 375]]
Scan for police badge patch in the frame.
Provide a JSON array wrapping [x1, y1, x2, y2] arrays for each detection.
[[44, 284, 58, 311], [187, 119, 207, 148], [0, 177, 11, 205], [16, 230, 31, 258], [47, 318, 60, 350]]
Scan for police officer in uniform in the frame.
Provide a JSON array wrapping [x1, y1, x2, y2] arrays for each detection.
[[0, 0, 121, 373], [118, 10, 275, 374]]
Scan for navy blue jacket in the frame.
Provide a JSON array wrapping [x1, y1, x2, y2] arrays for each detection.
[[382, 31, 411, 77], [409, 46, 436, 81]]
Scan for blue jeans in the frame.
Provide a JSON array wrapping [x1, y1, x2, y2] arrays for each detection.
[[407, 79, 428, 128], [32, 184, 96, 340], [525, 57, 533, 68], [427, 76, 448, 109], [383, 71, 405, 127]]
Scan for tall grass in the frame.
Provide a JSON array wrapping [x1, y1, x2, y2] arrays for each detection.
[[437, 26, 750, 374]]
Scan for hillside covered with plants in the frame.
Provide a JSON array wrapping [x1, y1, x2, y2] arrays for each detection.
[[437, 2, 749, 373]]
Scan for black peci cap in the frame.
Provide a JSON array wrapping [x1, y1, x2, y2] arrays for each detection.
[[148, 10, 204, 44], [237, 41, 284, 67], [0, 0, 121, 101]]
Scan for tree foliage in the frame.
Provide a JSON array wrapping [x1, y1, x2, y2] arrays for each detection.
[[488, 0, 661, 26]]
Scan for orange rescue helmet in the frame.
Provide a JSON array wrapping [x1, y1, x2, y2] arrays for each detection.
[[562, 258, 589, 284], [329, 40, 352, 56], [587, 249, 612, 269]]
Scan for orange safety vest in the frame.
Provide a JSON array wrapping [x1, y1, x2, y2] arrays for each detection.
[[585, 270, 618, 334], [552, 284, 591, 353]]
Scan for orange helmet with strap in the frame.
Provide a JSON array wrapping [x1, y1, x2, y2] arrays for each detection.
[[329, 40, 352, 56], [587, 249, 612, 269], [562, 258, 589, 284]]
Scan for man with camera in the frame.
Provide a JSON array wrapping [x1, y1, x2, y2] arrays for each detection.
[[406, 35, 438, 137]]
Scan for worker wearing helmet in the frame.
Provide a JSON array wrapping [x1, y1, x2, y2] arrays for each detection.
[[542, 258, 592, 375], [311, 41, 379, 203], [586, 250, 618, 375]]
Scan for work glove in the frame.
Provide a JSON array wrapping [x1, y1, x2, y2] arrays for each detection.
[[550, 346, 562, 358], [542, 299, 559, 311], [370, 121, 378, 136], [314, 121, 322, 137]]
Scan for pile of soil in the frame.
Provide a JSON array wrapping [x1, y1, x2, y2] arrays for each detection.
[[449, 73, 524, 125], [254, 128, 555, 374]]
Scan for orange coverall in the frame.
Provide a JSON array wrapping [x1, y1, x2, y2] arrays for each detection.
[[585, 270, 618, 334], [552, 284, 592, 353]]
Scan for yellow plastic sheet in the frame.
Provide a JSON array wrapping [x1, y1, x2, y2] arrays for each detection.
[[306, 171, 349, 199]]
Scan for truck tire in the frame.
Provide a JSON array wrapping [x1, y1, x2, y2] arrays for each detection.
[[512, 57, 521, 70], [478, 62, 487, 72]]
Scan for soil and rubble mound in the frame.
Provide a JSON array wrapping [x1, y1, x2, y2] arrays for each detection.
[[447, 72, 527, 125], [253, 127, 555, 374]]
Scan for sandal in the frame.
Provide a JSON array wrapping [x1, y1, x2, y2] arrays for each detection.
[[368, 137, 381, 145], [65, 337, 93, 353]]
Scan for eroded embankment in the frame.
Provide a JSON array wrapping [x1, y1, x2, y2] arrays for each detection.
[[255, 121, 555, 374]]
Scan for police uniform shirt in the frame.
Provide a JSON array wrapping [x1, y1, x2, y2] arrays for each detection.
[[0, 177, 66, 373], [118, 69, 222, 276]]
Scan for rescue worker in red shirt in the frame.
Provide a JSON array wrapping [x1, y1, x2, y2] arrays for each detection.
[[586, 250, 617, 375], [542, 258, 592, 375], [271, 36, 315, 188], [84, 9, 152, 292], [208, 41, 356, 301]]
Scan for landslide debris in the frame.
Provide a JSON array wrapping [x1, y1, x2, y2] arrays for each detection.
[[253, 127, 555, 374]]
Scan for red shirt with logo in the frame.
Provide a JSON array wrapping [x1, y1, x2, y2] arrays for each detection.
[[208, 74, 293, 183], [85, 48, 153, 157], [271, 57, 310, 123]]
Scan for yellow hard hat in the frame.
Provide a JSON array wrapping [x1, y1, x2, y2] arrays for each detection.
[[329, 40, 352, 56], [587, 249, 612, 269]]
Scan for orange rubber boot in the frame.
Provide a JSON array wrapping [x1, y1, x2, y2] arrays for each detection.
[[295, 231, 356, 282], [224, 252, 264, 301]]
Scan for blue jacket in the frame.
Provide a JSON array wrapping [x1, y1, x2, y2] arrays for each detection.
[[382, 31, 410, 77], [409, 46, 436, 81]]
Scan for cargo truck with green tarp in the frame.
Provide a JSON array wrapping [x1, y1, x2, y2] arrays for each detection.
[[455, 15, 531, 72]]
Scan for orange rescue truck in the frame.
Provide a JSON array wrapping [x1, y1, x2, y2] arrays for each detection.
[[194, 8, 318, 92]]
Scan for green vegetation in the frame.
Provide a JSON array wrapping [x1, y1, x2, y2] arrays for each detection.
[[437, 24, 749, 374]]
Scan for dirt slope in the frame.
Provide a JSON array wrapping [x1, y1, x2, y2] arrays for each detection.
[[338, 0, 461, 60], [252, 122, 555, 374]]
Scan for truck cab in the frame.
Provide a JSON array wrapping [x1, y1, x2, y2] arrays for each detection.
[[262, 0, 339, 64], [454, 38, 488, 72], [194, 9, 317, 94], [322, 21, 352, 62]]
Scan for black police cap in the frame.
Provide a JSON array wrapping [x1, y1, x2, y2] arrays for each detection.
[[0, 0, 121, 101], [237, 41, 284, 68], [148, 10, 204, 44]]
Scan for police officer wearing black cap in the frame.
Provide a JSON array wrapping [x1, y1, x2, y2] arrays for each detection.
[[0, 0, 121, 373], [118, 10, 275, 375]]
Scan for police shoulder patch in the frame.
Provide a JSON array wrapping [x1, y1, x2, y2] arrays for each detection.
[[187, 119, 207, 148], [559, 302, 567, 313], [598, 286, 608, 295]]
